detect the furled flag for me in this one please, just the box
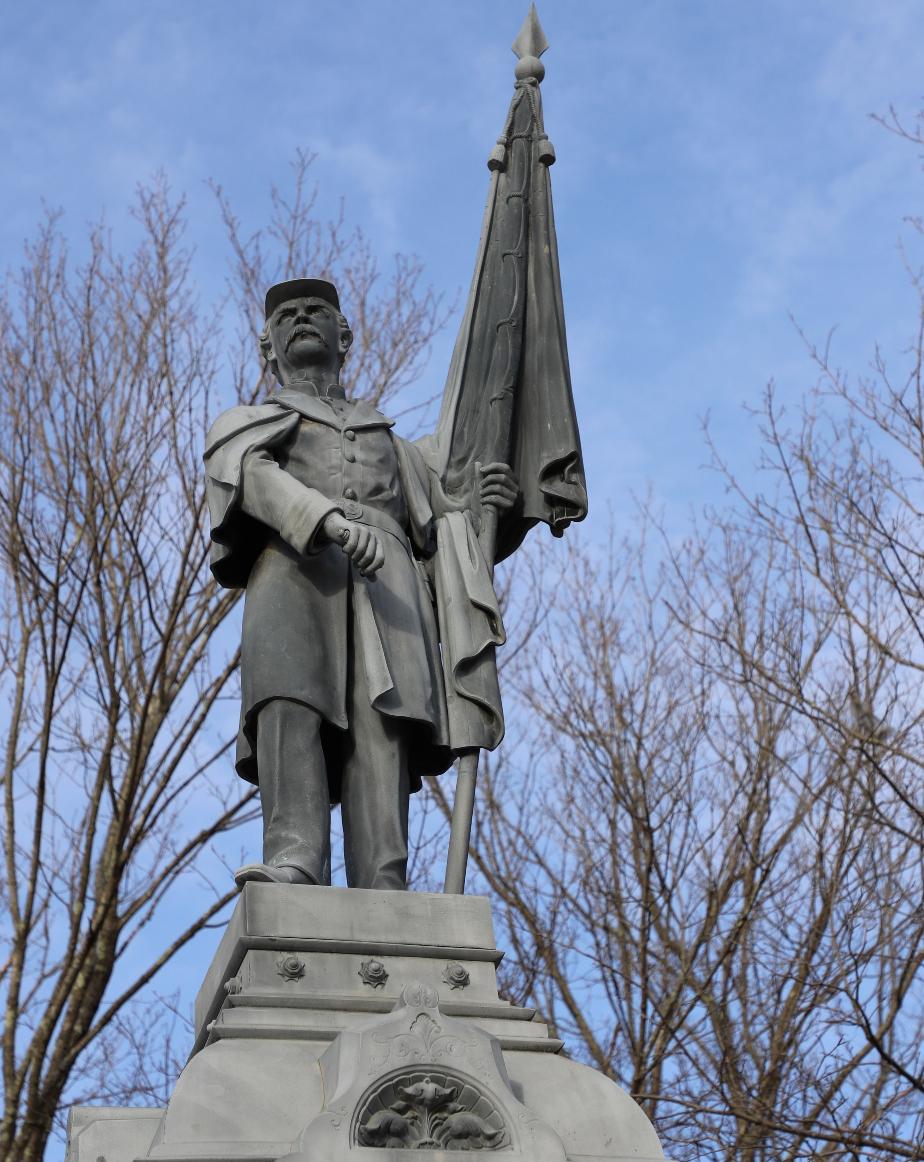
[423,3,588,564]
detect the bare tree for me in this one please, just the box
[0,158,446,1162]
[438,502,922,1160]
[423,112,924,1161]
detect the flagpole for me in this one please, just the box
[443,4,567,894]
[443,752,480,894]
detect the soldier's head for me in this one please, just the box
[260,279,353,385]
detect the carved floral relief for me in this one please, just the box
[354,1068,508,1151]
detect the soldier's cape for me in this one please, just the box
[204,399,505,754]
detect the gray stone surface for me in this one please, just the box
[67,887,668,1162]
[285,980,567,1161]
[65,1107,162,1162]
[193,885,499,1045]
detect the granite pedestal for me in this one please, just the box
[65,886,667,1162]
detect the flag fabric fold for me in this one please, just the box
[422,52,587,565]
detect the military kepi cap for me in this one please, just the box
[264,278,341,320]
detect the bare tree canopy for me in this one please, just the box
[0,155,446,1162]
[424,110,924,1162]
[3,97,924,1162]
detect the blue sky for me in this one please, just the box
[3,0,923,530]
[3,0,924,1146]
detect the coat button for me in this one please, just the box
[343,487,358,501]
[344,429,356,441]
[344,449,356,463]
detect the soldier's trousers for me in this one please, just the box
[255,682,410,891]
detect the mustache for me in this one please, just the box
[286,324,326,349]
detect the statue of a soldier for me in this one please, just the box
[206,16,586,894]
[205,279,518,890]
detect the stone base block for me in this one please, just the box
[66,886,668,1162]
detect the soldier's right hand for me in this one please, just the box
[322,514,385,578]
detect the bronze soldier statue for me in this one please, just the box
[206,13,587,895]
[205,279,517,890]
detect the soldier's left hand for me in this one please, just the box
[479,462,518,512]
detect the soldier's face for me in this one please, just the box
[270,297,341,370]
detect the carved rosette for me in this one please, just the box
[354,1068,508,1151]
[276,954,306,982]
[358,958,389,988]
[442,962,471,990]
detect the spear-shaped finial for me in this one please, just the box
[512,3,548,82]
[486,5,555,171]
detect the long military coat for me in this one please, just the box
[205,386,504,800]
